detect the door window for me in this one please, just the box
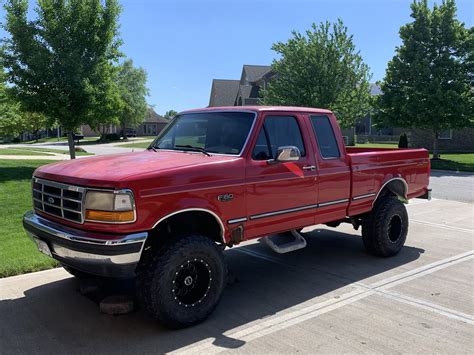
[252,116,305,160]
[310,115,340,159]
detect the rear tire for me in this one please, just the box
[362,197,408,257]
[136,234,227,328]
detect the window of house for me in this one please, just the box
[310,115,340,159]
[439,129,453,140]
[252,116,305,160]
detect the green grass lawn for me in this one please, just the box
[119,140,153,149]
[0,159,58,277]
[0,148,55,156]
[430,153,474,172]
[23,136,98,144]
[0,147,93,156]
[355,143,398,148]
[120,136,204,149]
[24,137,67,144]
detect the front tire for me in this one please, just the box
[136,235,227,328]
[362,197,408,257]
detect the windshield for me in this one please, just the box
[151,111,255,155]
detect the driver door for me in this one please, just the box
[245,113,318,239]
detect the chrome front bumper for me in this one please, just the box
[23,211,147,278]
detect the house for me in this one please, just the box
[135,108,169,136]
[208,64,364,145]
[209,65,271,107]
[408,128,474,153]
[80,107,168,137]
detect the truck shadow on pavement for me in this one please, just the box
[0,228,424,354]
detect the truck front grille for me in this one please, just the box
[32,178,85,223]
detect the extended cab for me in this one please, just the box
[23,106,430,328]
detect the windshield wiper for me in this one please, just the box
[175,145,211,156]
[147,145,158,152]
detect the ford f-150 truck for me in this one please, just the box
[23,106,431,328]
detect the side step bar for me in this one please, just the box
[262,230,307,254]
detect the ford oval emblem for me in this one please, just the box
[48,197,55,204]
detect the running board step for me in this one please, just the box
[262,230,307,254]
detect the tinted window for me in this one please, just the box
[153,112,255,155]
[252,129,271,160]
[252,116,305,160]
[310,115,340,158]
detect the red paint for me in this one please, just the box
[33,106,430,243]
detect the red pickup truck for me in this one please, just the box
[23,106,430,328]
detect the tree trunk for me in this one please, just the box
[67,131,76,159]
[121,123,128,141]
[432,130,440,160]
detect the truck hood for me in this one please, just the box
[34,150,238,187]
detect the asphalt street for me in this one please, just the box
[429,170,474,203]
[0,198,472,354]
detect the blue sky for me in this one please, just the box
[1,0,473,114]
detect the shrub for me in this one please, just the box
[105,133,121,141]
[398,133,408,148]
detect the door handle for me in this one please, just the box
[302,165,316,171]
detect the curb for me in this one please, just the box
[431,169,474,176]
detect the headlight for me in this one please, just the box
[84,190,135,223]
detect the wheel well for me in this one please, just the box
[142,211,224,254]
[374,178,408,206]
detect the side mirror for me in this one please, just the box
[275,146,301,162]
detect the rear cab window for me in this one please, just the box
[310,115,340,159]
[252,116,306,160]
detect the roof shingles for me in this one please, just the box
[209,79,240,106]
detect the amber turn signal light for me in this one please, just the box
[85,209,135,223]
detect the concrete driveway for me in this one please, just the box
[1,198,473,354]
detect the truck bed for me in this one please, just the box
[345,147,430,216]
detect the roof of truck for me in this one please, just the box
[181,106,333,115]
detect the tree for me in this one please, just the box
[21,111,51,142]
[377,0,473,159]
[0,68,21,137]
[86,64,122,141]
[262,19,372,128]
[116,59,148,140]
[2,0,122,158]
[164,110,178,119]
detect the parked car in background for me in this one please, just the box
[121,128,137,138]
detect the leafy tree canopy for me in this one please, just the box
[0,69,50,138]
[164,110,178,119]
[262,19,372,128]
[2,0,122,157]
[0,68,22,137]
[116,59,148,130]
[377,0,473,157]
